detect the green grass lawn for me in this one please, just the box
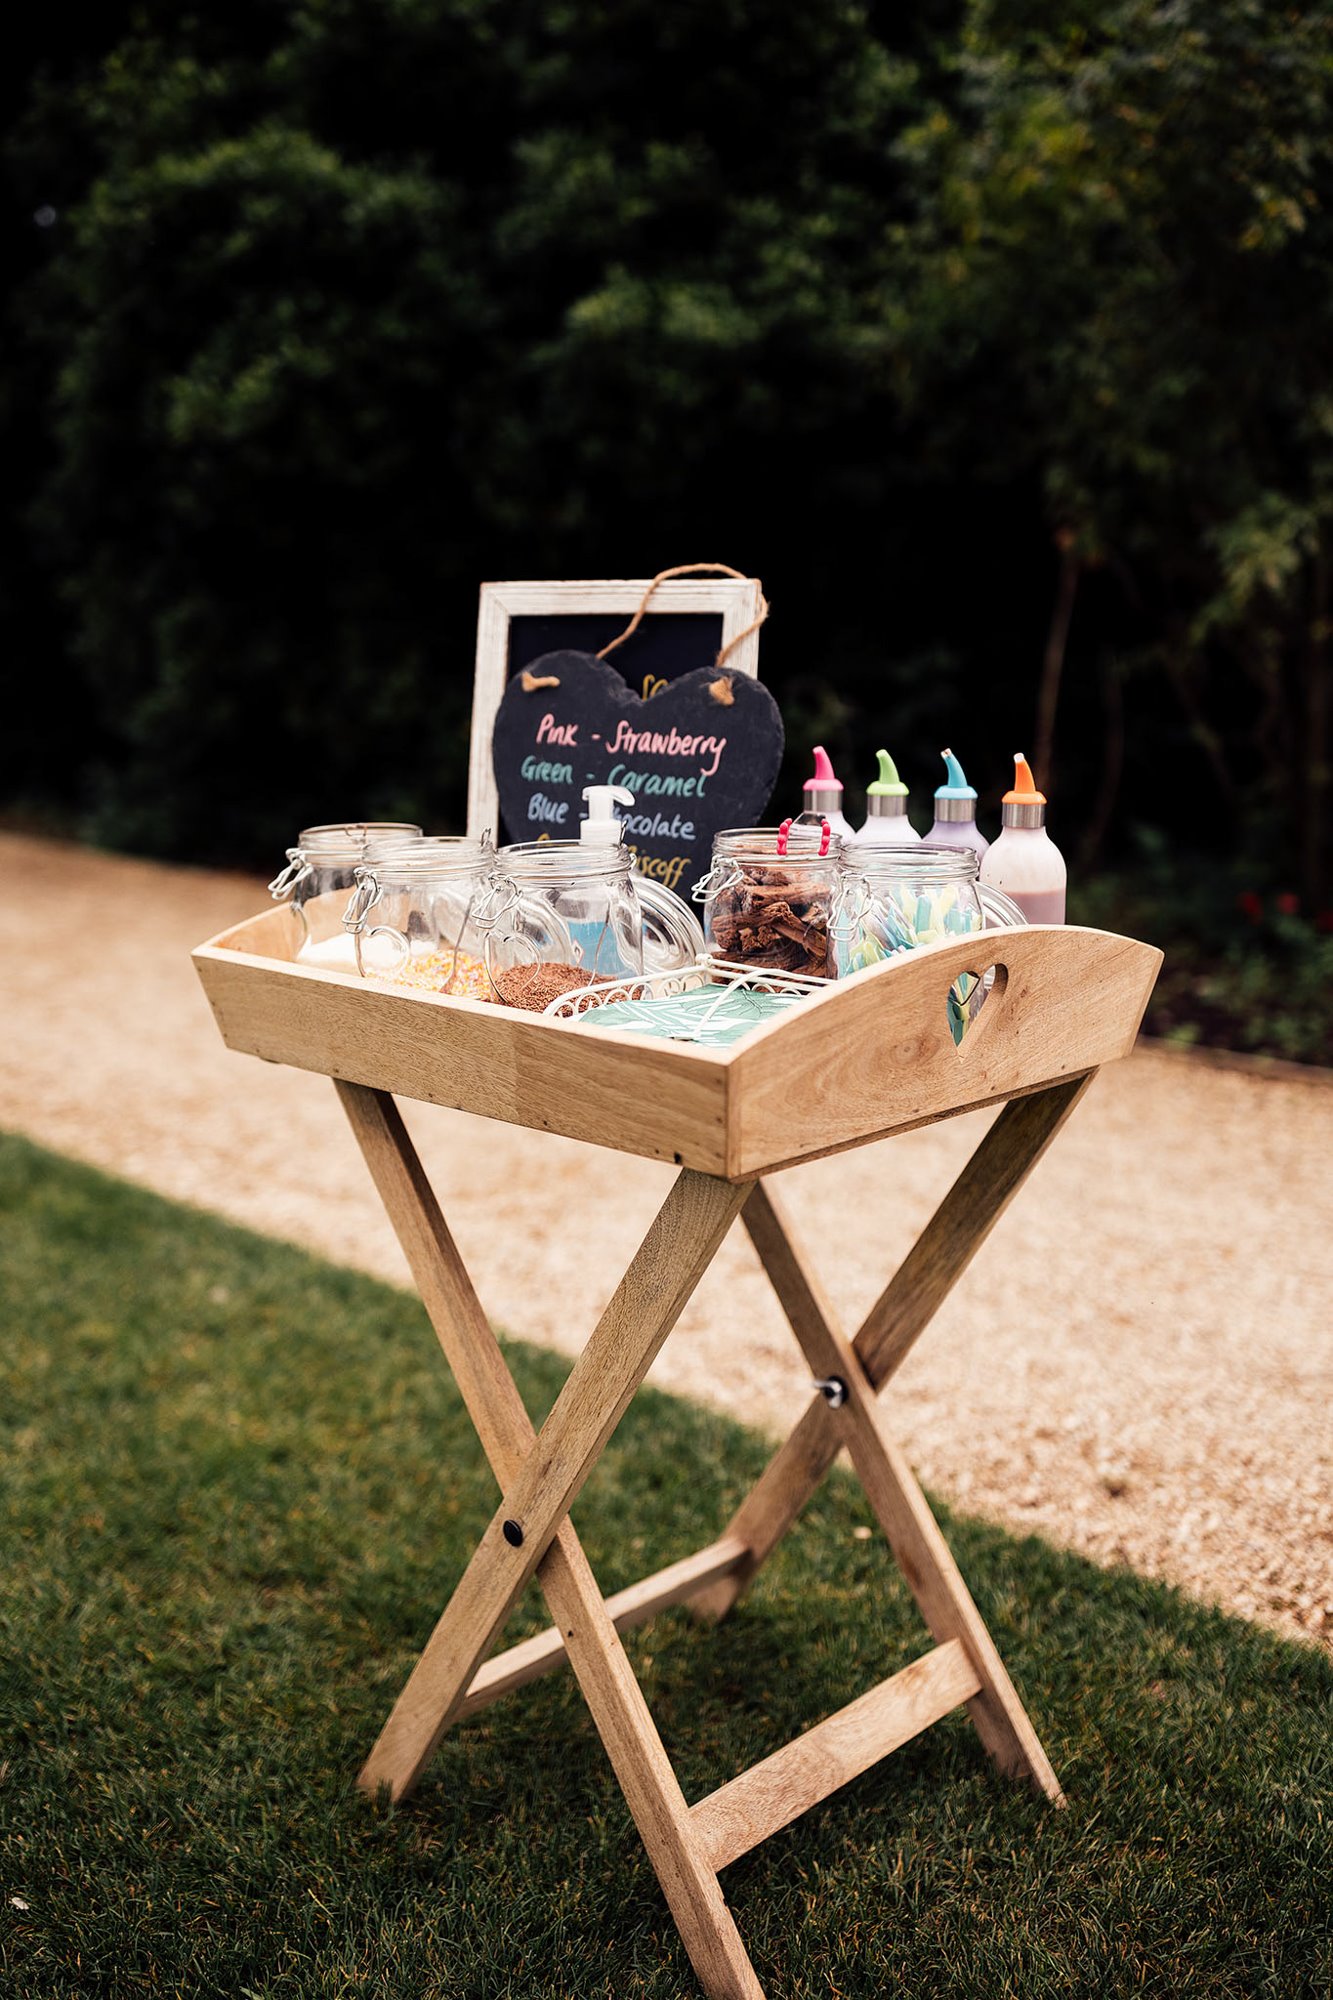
[1,1134,1328,1999]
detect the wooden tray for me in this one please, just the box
[194,906,1161,1180]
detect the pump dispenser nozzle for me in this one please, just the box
[580,783,635,843]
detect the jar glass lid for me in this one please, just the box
[712,826,842,860]
[366,835,493,879]
[300,821,421,848]
[844,844,979,881]
[496,841,630,881]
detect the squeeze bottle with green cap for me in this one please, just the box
[922,748,989,860]
[854,749,921,845]
[802,746,855,843]
[979,754,1066,923]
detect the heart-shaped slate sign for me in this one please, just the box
[946,963,1007,1047]
[492,650,785,900]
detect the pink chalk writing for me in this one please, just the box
[605,718,727,779]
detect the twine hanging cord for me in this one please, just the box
[595,564,769,688]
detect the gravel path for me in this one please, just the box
[2,831,1330,1648]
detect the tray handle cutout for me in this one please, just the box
[946,962,1008,1050]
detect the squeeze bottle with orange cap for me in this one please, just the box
[801,745,855,843]
[979,754,1066,923]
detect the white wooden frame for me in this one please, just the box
[466,578,765,842]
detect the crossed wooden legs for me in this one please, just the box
[337,1083,766,1997]
[336,1073,1094,1999]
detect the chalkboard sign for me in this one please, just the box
[509,612,725,697]
[466,578,773,890]
[491,650,784,898]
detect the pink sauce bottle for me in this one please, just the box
[921,748,989,861]
[802,745,856,844]
[979,753,1066,923]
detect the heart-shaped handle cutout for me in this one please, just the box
[946,964,1007,1048]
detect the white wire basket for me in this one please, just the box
[542,954,828,1042]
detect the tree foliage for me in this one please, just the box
[5,0,1332,903]
[897,0,1333,898]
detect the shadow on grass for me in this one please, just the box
[1,1134,1328,1998]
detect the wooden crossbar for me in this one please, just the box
[457,1535,750,1721]
[691,1640,982,1873]
[734,1177,1067,1803]
[355,1160,750,1800]
[338,1085,768,1996]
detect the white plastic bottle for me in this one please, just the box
[580,782,704,966]
[854,749,921,845]
[979,754,1066,923]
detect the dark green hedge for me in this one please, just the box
[6,1,1331,907]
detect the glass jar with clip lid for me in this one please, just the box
[693,818,841,978]
[340,835,495,996]
[829,844,1027,977]
[828,844,1027,1042]
[480,786,702,1012]
[267,822,422,966]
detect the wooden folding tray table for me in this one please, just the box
[194,907,1160,2000]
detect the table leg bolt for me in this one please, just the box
[502,1519,524,1547]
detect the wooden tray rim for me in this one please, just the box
[193,911,1151,1068]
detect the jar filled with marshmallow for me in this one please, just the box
[268,822,421,965]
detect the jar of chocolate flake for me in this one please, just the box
[478,842,645,1012]
[694,826,842,978]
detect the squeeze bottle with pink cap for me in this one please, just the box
[922,748,989,861]
[802,745,855,843]
[979,754,1066,923]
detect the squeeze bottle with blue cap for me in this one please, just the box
[922,748,989,860]
[855,749,921,845]
[979,754,1066,923]
[802,746,855,843]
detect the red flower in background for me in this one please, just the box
[1275,892,1300,917]
[1236,890,1264,923]
[1317,909,1333,934]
